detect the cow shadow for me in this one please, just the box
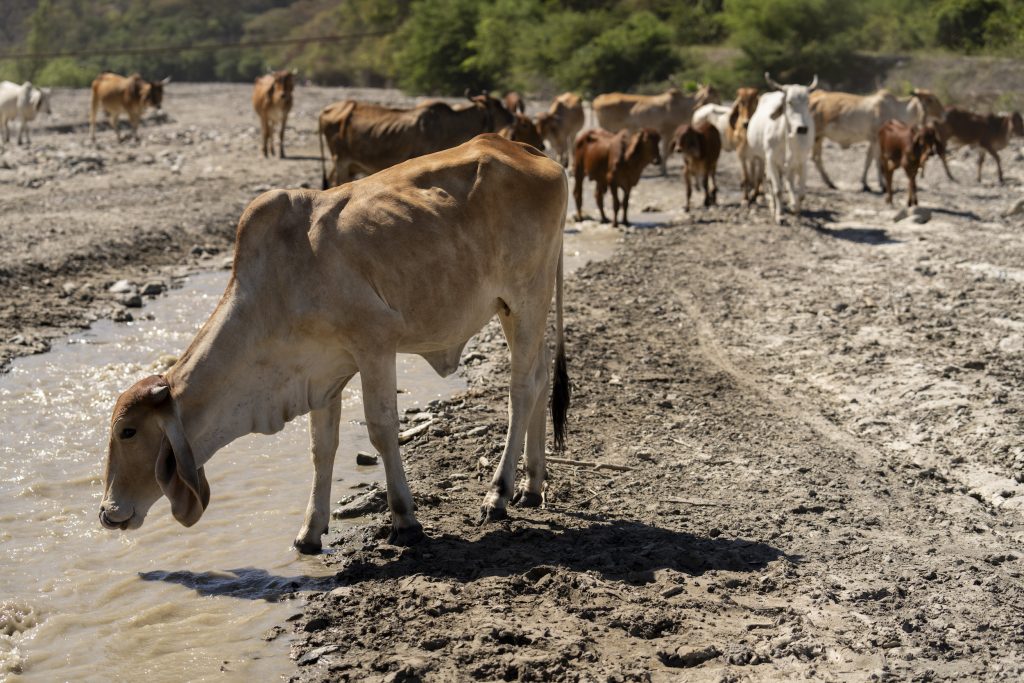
[140,518,790,601]
[812,223,900,245]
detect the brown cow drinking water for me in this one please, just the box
[671,122,722,211]
[252,69,294,158]
[573,128,661,227]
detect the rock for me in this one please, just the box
[61,282,78,296]
[112,309,133,323]
[893,206,931,224]
[296,645,340,666]
[465,425,489,437]
[658,644,721,668]
[302,616,331,632]
[141,280,166,296]
[108,279,134,294]
[1005,198,1024,217]
[999,334,1024,354]
[332,489,387,519]
[120,293,143,308]
[356,451,379,466]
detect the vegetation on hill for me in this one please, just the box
[2,0,1023,96]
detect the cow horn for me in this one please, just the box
[808,74,818,91]
[765,72,783,91]
[159,76,171,85]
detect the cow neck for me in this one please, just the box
[163,279,340,467]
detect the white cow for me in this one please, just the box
[0,81,52,147]
[98,135,570,553]
[747,73,817,224]
[692,103,734,152]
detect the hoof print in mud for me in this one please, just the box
[387,522,425,547]
[512,490,543,508]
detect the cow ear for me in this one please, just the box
[728,102,741,130]
[770,100,784,120]
[155,407,209,527]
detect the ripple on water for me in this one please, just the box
[0,600,40,675]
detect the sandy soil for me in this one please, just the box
[3,84,1024,681]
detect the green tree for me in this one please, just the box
[393,0,486,94]
[723,0,862,84]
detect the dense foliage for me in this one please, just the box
[2,0,1023,94]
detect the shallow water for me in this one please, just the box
[0,224,618,682]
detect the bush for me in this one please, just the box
[556,11,681,95]
[32,57,96,86]
[393,0,486,95]
[935,0,1004,51]
[723,0,862,84]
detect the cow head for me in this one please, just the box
[694,83,721,108]
[1011,111,1024,137]
[99,375,209,532]
[146,77,170,109]
[765,73,816,136]
[914,124,945,165]
[271,69,295,105]
[910,88,944,122]
[670,124,701,158]
[33,87,52,115]
[627,127,662,168]
[466,90,516,132]
[728,87,760,132]
[500,113,545,150]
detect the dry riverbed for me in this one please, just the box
[2,83,1023,681]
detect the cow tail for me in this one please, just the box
[551,219,570,453]
[318,113,328,190]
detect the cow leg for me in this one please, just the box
[702,172,712,207]
[863,142,879,192]
[709,161,719,206]
[906,165,917,206]
[621,186,632,227]
[795,159,807,215]
[513,345,551,508]
[684,170,692,211]
[259,118,270,157]
[482,307,547,522]
[765,153,784,224]
[294,383,349,554]
[595,182,608,223]
[660,135,670,176]
[359,354,423,545]
[129,112,141,142]
[988,147,1004,184]
[573,172,584,221]
[278,111,289,159]
[883,163,895,205]
[108,113,121,142]
[939,152,956,183]
[812,136,837,190]
[610,185,621,226]
[17,120,28,146]
[784,166,798,214]
[977,150,985,183]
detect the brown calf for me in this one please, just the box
[935,107,1024,183]
[878,120,944,207]
[252,70,294,158]
[89,72,169,142]
[728,87,761,200]
[499,113,545,150]
[671,123,721,210]
[573,128,661,227]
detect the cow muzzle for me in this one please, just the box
[796,125,809,135]
[99,505,133,531]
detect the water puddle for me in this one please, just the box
[0,220,619,681]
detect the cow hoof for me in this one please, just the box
[387,522,425,547]
[512,490,543,508]
[478,505,508,524]
[294,539,322,555]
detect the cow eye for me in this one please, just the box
[120,427,137,439]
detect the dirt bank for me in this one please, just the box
[290,149,1024,680]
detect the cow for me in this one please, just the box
[98,134,570,554]
[810,88,945,191]
[499,112,545,150]
[877,120,945,207]
[692,87,761,199]
[318,93,515,188]
[536,92,585,167]
[934,107,1024,183]
[252,69,294,158]
[89,72,169,142]
[747,73,817,224]
[593,84,719,175]
[504,91,525,115]
[0,80,51,147]
[573,127,661,227]
[671,122,721,211]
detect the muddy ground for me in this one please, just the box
[3,84,1024,681]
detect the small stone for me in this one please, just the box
[112,309,133,323]
[355,451,379,466]
[120,293,143,308]
[658,644,721,668]
[108,279,134,294]
[332,489,387,519]
[141,280,166,296]
[466,425,489,437]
